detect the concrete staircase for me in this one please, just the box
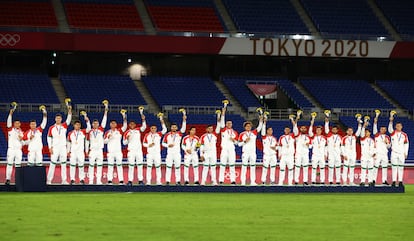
[133,80,161,114]
[292,81,324,110]
[214,80,248,119]
[51,0,70,33]
[366,0,402,41]
[290,0,321,37]
[133,0,156,35]
[50,77,68,104]
[213,0,238,33]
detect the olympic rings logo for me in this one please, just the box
[224,170,239,180]
[0,34,21,46]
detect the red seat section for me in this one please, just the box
[0,1,57,28]
[147,6,224,32]
[64,3,144,30]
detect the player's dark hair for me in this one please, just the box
[170,123,178,127]
[13,119,21,123]
[189,126,196,131]
[129,120,136,124]
[395,122,403,125]
[74,120,81,125]
[55,113,62,117]
[332,125,338,129]
[29,119,36,124]
[226,120,233,123]
[92,119,99,123]
[266,127,273,131]
[347,127,353,130]
[206,124,213,128]
[284,126,290,129]
[243,121,252,127]
[110,119,117,123]
[150,124,157,128]
[316,126,323,129]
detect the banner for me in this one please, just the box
[247,84,277,96]
[1,32,414,58]
[1,165,413,184]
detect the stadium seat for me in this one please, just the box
[63,0,144,31]
[145,0,225,32]
[0,0,57,29]
[376,80,414,110]
[60,74,146,105]
[222,0,309,34]
[301,0,389,38]
[376,0,414,39]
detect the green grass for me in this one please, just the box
[1,186,413,241]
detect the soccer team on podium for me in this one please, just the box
[4,100,409,187]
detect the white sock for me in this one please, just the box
[349,167,355,183]
[250,165,256,184]
[61,163,67,183]
[175,167,181,183]
[303,165,309,183]
[202,165,209,184]
[320,167,325,183]
[229,166,236,182]
[193,166,199,183]
[128,165,134,182]
[241,165,247,185]
[270,167,276,183]
[70,165,76,181]
[311,168,316,182]
[278,169,285,185]
[137,165,143,182]
[382,167,388,183]
[219,165,226,183]
[88,165,95,184]
[288,168,294,185]
[294,166,300,183]
[342,166,349,183]
[107,165,114,181]
[116,165,124,182]
[146,165,152,184]
[166,167,172,182]
[261,166,268,183]
[5,164,13,180]
[210,165,217,184]
[398,166,404,182]
[184,166,189,182]
[96,166,102,184]
[155,166,161,184]
[335,167,341,183]
[47,163,56,182]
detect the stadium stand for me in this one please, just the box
[0,74,59,104]
[63,0,144,31]
[276,79,314,109]
[60,74,146,105]
[376,0,414,39]
[141,76,225,107]
[301,0,388,37]
[300,78,394,109]
[376,80,414,110]
[0,0,57,29]
[222,0,309,34]
[145,0,225,32]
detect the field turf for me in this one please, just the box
[0,186,413,241]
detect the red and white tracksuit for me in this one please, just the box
[199,129,220,185]
[278,133,295,185]
[310,135,328,183]
[143,125,166,185]
[238,125,262,185]
[219,127,238,183]
[261,124,277,184]
[293,124,312,184]
[47,114,72,184]
[87,126,105,184]
[6,114,24,181]
[67,127,90,182]
[182,135,200,183]
[360,136,376,183]
[123,122,146,183]
[23,116,47,167]
[325,124,342,183]
[162,121,186,183]
[104,124,127,183]
[388,122,409,183]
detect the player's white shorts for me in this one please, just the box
[312,156,326,168]
[220,149,236,166]
[295,154,309,167]
[375,154,389,168]
[70,151,85,167]
[343,154,356,168]
[6,148,22,166]
[360,158,374,169]
[146,153,161,167]
[50,147,67,164]
[202,152,217,166]
[184,153,199,167]
[279,155,294,170]
[88,149,103,166]
[263,154,277,168]
[28,149,43,165]
[328,154,341,168]
[107,151,123,165]
[127,150,143,166]
[241,152,256,166]
[166,152,181,168]
[391,152,405,167]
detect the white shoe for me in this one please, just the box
[241,182,246,186]
[250,182,257,186]
[156,182,162,185]
[201,182,206,186]
[46,180,52,185]
[212,182,218,186]
[61,180,69,185]
[96,182,102,185]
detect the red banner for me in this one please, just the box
[1,165,413,184]
[247,84,277,96]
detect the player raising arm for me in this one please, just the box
[372,114,391,185]
[388,115,409,187]
[23,106,47,167]
[325,117,343,185]
[261,118,278,185]
[340,116,362,186]
[143,117,167,185]
[292,113,312,185]
[5,106,24,185]
[182,127,200,185]
[218,107,238,185]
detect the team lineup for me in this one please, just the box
[4,100,409,187]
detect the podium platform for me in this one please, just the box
[15,166,47,192]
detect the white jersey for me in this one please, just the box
[389,131,409,156]
[104,128,124,153]
[87,127,105,151]
[310,135,328,158]
[162,131,184,154]
[238,130,258,153]
[182,135,200,156]
[293,124,311,157]
[326,133,342,157]
[200,133,218,155]
[123,124,146,152]
[143,131,164,155]
[341,135,358,158]
[7,127,24,150]
[278,134,295,156]
[47,123,69,149]
[67,129,88,153]
[360,136,376,159]
[220,127,238,150]
[262,135,277,156]
[23,127,44,151]
[374,133,390,156]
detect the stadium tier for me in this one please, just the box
[0,74,59,104]
[221,77,263,110]
[145,0,225,32]
[301,0,388,37]
[300,78,394,109]
[275,79,314,109]
[63,0,144,31]
[376,0,414,39]
[0,0,57,29]
[376,80,414,110]
[222,0,308,34]
[60,74,146,105]
[141,76,225,106]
